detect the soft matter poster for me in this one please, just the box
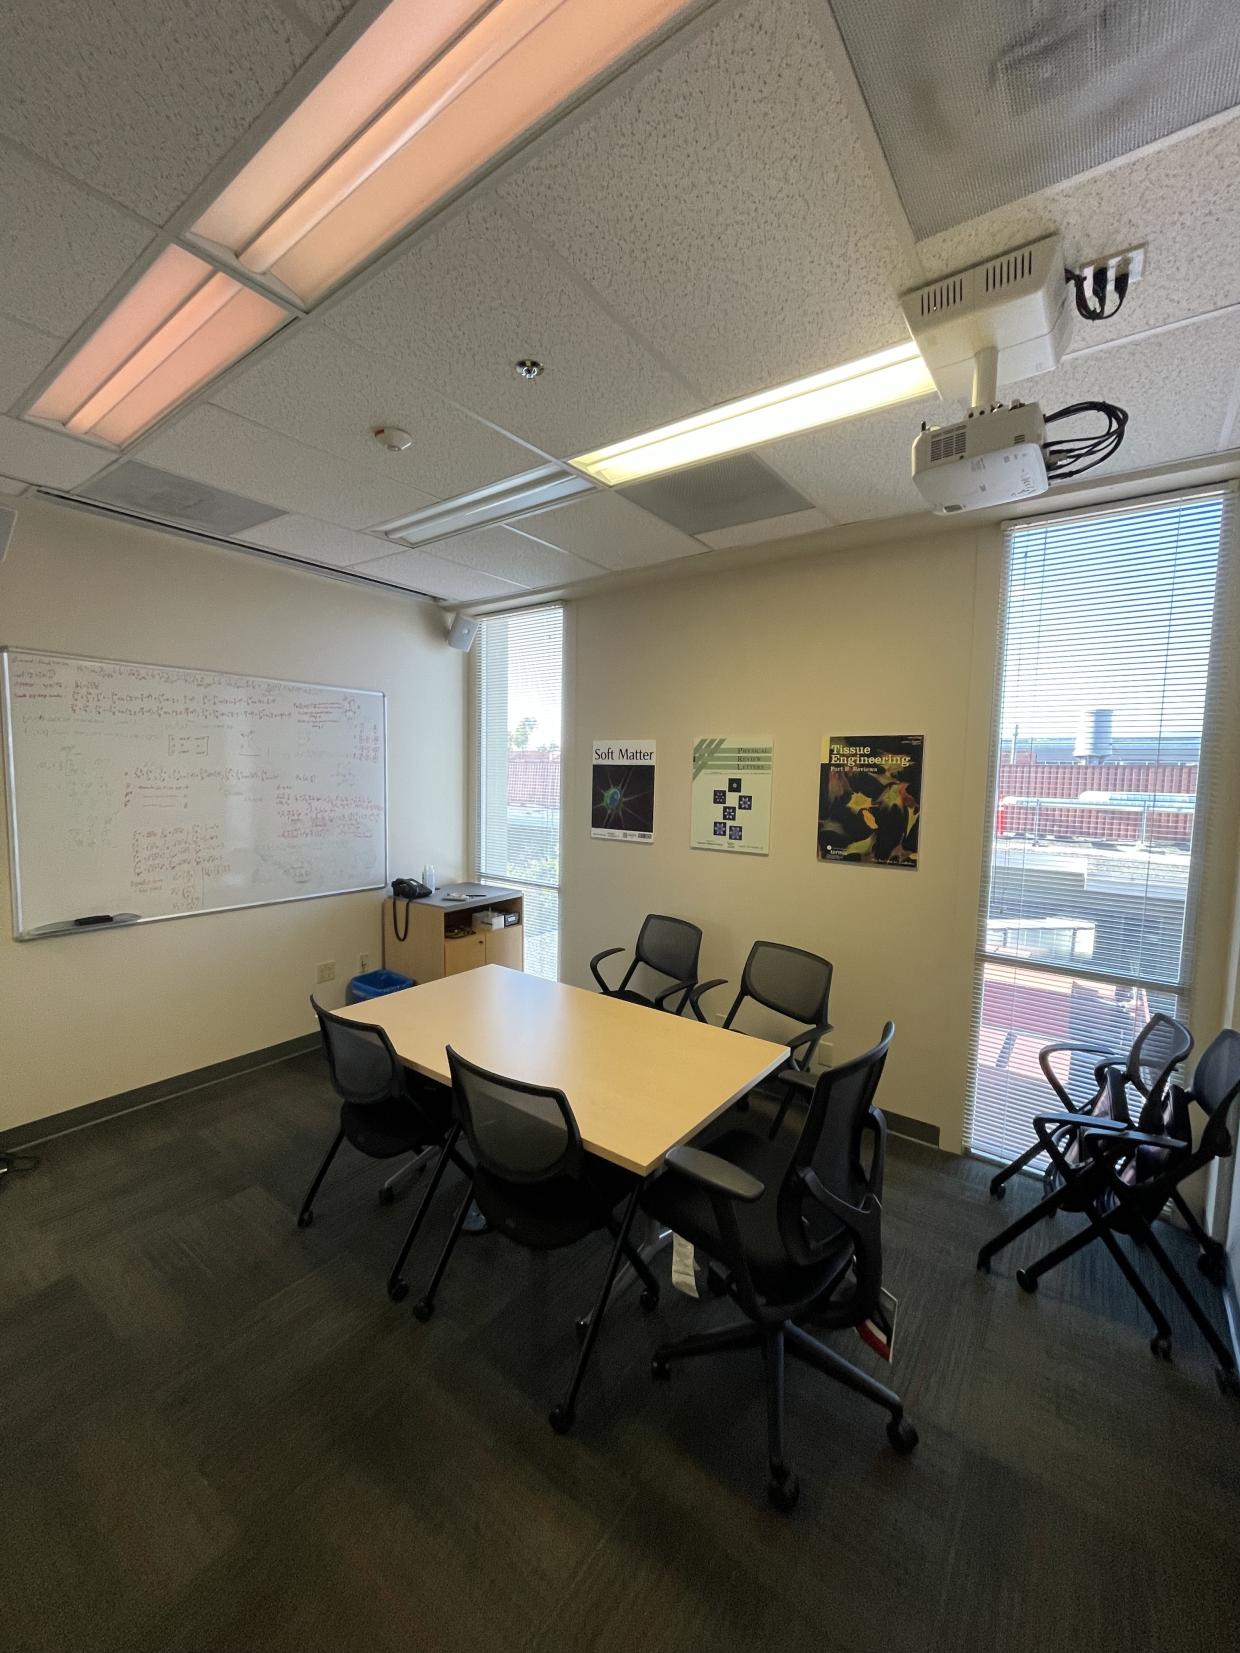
[690,737,773,855]
[816,735,923,868]
[591,738,656,841]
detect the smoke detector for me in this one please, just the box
[372,426,413,452]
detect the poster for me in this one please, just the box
[690,736,773,855]
[817,735,923,869]
[591,738,656,841]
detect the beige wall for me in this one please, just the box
[559,526,1003,1153]
[0,497,466,1132]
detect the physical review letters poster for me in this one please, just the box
[817,735,923,869]
[591,738,656,841]
[690,736,773,855]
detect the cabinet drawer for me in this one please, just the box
[444,933,486,975]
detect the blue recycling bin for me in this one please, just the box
[346,968,413,1004]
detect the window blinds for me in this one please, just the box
[472,606,564,980]
[966,486,1234,1161]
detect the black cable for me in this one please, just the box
[1042,399,1129,481]
[1066,264,1130,322]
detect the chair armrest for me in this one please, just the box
[862,1106,887,1196]
[1038,1042,1117,1112]
[1082,1127,1188,1155]
[664,1144,764,1203]
[688,978,728,1022]
[777,1067,817,1097]
[785,1022,833,1068]
[589,947,625,992]
[652,975,698,1010]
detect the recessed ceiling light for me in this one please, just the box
[571,342,936,485]
[514,359,543,380]
[25,247,289,447]
[381,464,593,547]
[189,0,698,304]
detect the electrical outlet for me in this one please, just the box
[1077,243,1145,293]
[810,1040,834,1072]
[315,961,336,984]
[358,953,374,973]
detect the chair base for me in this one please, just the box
[651,1314,916,1508]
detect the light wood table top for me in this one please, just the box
[334,965,789,1176]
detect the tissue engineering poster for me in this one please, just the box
[690,737,773,855]
[817,735,923,868]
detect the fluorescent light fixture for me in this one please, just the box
[572,343,937,485]
[27,247,287,447]
[191,0,695,303]
[382,465,593,547]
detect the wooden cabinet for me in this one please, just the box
[382,886,524,983]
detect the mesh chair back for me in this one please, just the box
[313,997,400,1106]
[736,942,832,1053]
[634,914,702,985]
[447,1047,582,1184]
[1188,1029,1240,1157]
[782,1024,894,1265]
[1126,1013,1193,1104]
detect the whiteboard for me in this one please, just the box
[2,649,387,938]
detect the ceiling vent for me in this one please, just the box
[74,462,283,536]
[615,453,828,548]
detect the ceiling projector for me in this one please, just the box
[901,233,1133,514]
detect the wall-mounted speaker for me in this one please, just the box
[446,612,480,652]
[0,505,15,564]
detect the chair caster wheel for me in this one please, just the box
[1150,1335,1172,1362]
[378,1185,396,1207]
[1015,1268,1038,1294]
[887,1416,919,1454]
[388,1279,409,1303]
[767,1473,800,1512]
[651,1355,671,1381]
[1197,1252,1226,1286]
[990,1182,1005,1201]
[548,1403,575,1435]
[574,1316,590,1345]
[639,1287,659,1313]
[297,1211,313,1229]
[411,1299,434,1323]
[1215,1366,1240,1398]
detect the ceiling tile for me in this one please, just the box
[211,325,538,500]
[0,415,110,488]
[0,144,153,337]
[916,112,1240,353]
[0,2,320,223]
[829,0,1240,238]
[0,476,31,495]
[240,513,392,568]
[323,198,698,457]
[764,395,939,523]
[0,314,62,410]
[497,0,913,404]
[514,490,706,570]
[287,0,354,27]
[413,526,606,588]
[136,404,440,530]
[352,546,529,603]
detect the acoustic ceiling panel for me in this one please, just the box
[350,545,529,602]
[513,490,705,570]
[240,514,395,569]
[0,415,110,490]
[77,460,283,535]
[829,0,1240,237]
[0,314,61,410]
[615,451,817,536]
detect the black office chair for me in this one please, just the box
[988,1011,1192,1199]
[590,913,702,1014]
[299,997,468,1303]
[978,1029,1240,1395]
[691,941,833,1136]
[642,1023,916,1511]
[410,1047,660,1432]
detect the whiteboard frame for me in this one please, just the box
[1,646,389,940]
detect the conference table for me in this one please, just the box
[335,964,790,1177]
[335,965,790,1429]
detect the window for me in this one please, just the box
[472,607,563,980]
[966,488,1234,1162]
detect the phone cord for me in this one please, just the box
[392,899,410,944]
